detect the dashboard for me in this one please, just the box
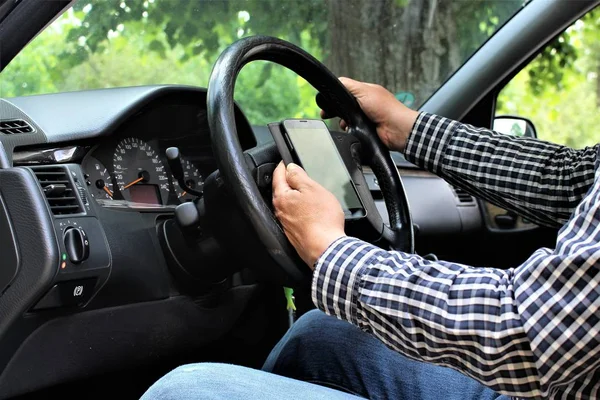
[8,89,256,210]
[0,86,264,398]
[0,85,538,243]
[1,84,531,237]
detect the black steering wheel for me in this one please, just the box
[207,36,413,283]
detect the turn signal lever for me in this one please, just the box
[159,153,232,292]
[175,198,206,238]
[166,147,203,197]
[159,195,228,291]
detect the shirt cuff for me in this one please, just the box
[404,112,459,174]
[311,236,384,327]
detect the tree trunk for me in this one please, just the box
[326,0,461,107]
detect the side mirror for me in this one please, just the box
[493,115,537,138]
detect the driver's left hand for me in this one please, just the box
[272,161,346,268]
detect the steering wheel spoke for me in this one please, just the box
[243,143,279,200]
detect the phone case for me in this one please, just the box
[268,120,366,220]
[267,122,297,166]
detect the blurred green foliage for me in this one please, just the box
[1,1,599,151]
[510,122,524,137]
[0,1,325,124]
[0,0,525,125]
[497,9,600,149]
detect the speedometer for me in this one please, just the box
[112,138,170,204]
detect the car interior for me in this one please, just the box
[0,0,598,398]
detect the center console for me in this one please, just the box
[28,165,112,310]
[0,164,112,375]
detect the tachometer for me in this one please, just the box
[113,138,170,204]
[83,156,114,200]
[174,157,203,202]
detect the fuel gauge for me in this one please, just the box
[83,156,114,200]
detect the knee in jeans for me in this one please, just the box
[142,363,243,400]
[153,364,224,388]
[159,363,218,385]
[170,362,247,380]
[171,362,213,375]
[286,310,334,344]
[294,309,334,328]
[276,310,357,360]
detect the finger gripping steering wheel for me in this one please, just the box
[207,36,413,283]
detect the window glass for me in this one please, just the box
[2,0,525,125]
[497,8,600,148]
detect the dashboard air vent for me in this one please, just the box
[33,167,82,215]
[0,120,34,135]
[452,186,475,204]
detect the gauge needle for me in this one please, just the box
[103,186,114,198]
[123,176,144,190]
[179,191,187,198]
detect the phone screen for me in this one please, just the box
[283,120,364,216]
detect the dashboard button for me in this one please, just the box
[32,278,97,310]
[64,227,89,264]
[59,279,96,306]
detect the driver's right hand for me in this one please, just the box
[322,77,420,153]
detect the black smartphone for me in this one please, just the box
[274,119,366,220]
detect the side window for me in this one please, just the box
[495,8,600,148]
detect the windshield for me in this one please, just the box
[1,0,525,125]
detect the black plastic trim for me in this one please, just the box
[0,194,18,295]
[0,140,8,168]
[0,0,71,71]
[4,86,255,169]
[0,288,260,398]
[0,167,59,367]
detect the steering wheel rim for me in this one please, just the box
[207,35,413,282]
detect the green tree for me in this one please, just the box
[497,8,600,149]
[5,0,585,131]
[2,0,528,118]
[326,0,522,104]
[61,0,526,106]
[510,122,524,136]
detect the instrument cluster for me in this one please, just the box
[18,93,257,211]
[81,136,209,209]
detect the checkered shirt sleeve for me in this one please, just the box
[312,113,600,398]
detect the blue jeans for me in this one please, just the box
[142,310,509,400]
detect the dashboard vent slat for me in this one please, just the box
[37,180,70,185]
[451,186,475,205]
[33,167,82,216]
[0,120,34,135]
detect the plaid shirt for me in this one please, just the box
[312,112,600,399]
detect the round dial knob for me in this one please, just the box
[64,227,89,264]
